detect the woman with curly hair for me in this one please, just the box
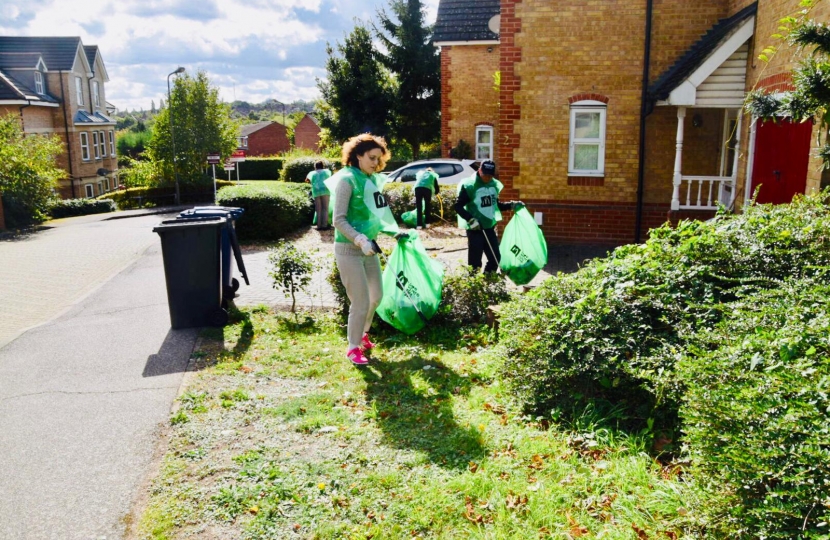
[332,133,403,365]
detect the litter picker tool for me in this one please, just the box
[480,227,501,274]
[371,239,429,324]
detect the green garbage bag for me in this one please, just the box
[377,233,444,335]
[401,201,425,228]
[499,205,548,286]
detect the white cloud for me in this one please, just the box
[3,0,442,112]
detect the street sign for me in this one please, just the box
[207,153,221,164]
[224,159,235,171]
[229,150,246,163]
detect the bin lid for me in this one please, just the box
[153,216,227,233]
[180,206,244,219]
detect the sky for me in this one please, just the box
[0,0,440,113]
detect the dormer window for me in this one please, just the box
[34,71,44,95]
[93,81,100,108]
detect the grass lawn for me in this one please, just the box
[135,307,697,539]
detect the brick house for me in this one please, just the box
[293,113,321,151]
[0,36,118,201]
[434,0,829,245]
[238,121,290,156]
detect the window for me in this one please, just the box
[238,136,248,148]
[109,130,115,156]
[475,125,494,160]
[92,131,99,159]
[431,163,459,177]
[75,76,84,106]
[569,101,606,175]
[92,81,100,107]
[104,178,110,192]
[80,132,90,161]
[84,184,94,198]
[98,131,106,158]
[34,71,43,94]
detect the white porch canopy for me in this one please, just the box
[656,15,755,210]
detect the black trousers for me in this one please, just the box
[467,228,500,273]
[414,187,433,227]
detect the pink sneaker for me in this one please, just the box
[361,333,375,352]
[347,347,369,365]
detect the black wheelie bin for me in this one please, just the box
[153,216,229,329]
[178,206,249,303]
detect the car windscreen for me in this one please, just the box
[399,165,428,182]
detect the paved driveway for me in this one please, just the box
[0,212,199,540]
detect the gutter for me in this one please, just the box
[634,0,654,243]
[59,73,77,198]
[18,101,31,129]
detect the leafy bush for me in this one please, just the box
[216,157,284,181]
[435,266,512,325]
[497,192,830,428]
[116,130,151,161]
[50,198,116,218]
[280,157,338,183]
[680,278,830,539]
[216,181,313,241]
[383,182,458,225]
[119,157,164,188]
[268,240,315,313]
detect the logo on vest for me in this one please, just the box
[373,192,388,209]
[480,195,494,208]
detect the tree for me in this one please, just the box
[148,70,238,185]
[315,24,395,143]
[268,241,315,315]
[375,0,441,160]
[151,100,156,114]
[746,0,830,168]
[0,114,65,226]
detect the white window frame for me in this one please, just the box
[84,184,94,198]
[92,131,100,159]
[92,80,100,107]
[75,76,84,106]
[568,100,607,176]
[104,178,110,191]
[475,125,494,160]
[80,132,90,161]
[98,130,106,158]
[34,71,44,94]
[109,130,115,156]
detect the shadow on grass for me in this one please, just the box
[191,306,255,370]
[359,355,486,470]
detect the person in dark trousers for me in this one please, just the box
[306,161,332,230]
[454,160,521,273]
[414,167,440,229]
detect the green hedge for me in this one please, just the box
[498,192,830,425]
[679,278,830,538]
[280,157,338,183]
[103,181,235,209]
[383,182,459,225]
[215,158,284,181]
[216,181,313,241]
[50,198,116,218]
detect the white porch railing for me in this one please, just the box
[678,175,734,209]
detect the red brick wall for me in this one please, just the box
[441,44,500,160]
[294,116,321,151]
[247,123,289,156]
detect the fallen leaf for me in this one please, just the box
[529,454,546,470]
[632,523,649,539]
[468,461,479,473]
[239,365,253,373]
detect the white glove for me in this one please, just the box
[467,218,481,231]
[354,234,377,256]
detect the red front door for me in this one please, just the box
[750,118,813,204]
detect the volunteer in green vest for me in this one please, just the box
[332,133,406,365]
[454,160,522,273]
[306,160,333,230]
[414,167,440,229]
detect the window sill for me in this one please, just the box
[567,175,605,187]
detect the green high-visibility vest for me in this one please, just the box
[334,167,398,243]
[458,174,503,230]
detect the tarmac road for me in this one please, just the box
[0,212,199,539]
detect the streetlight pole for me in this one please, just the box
[167,67,185,205]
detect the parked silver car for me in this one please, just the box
[384,159,479,185]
